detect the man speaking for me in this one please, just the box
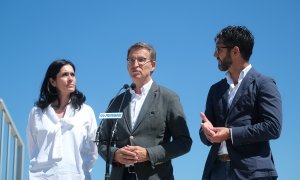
[97,42,192,180]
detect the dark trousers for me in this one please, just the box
[210,160,277,180]
[123,167,138,180]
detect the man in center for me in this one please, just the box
[98,42,192,180]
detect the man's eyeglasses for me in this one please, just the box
[127,57,151,65]
[215,46,233,53]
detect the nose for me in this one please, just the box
[131,59,140,67]
[68,74,74,81]
[213,50,218,58]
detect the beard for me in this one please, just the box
[218,54,232,71]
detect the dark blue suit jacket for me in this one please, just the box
[199,68,282,180]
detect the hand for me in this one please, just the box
[209,127,231,143]
[200,112,231,143]
[200,112,216,141]
[114,146,138,165]
[124,145,150,163]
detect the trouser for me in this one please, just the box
[123,166,138,180]
[210,159,277,180]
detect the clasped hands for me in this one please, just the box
[200,112,231,143]
[114,145,149,165]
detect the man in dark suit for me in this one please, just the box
[98,42,192,180]
[199,26,282,180]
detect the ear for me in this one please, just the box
[232,46,240,56]
[150,60,156,71]
[49,78,56,87]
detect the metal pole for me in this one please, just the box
[0,110,5,179]
[5,124,11,180]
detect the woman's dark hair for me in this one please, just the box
[35,59,86,110]
[215,25,254,61]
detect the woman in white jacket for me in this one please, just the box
[26,59,98,180]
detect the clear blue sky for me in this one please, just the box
[1,0,299,179]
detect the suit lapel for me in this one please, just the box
[122,91,134,132]
[227,68,256,115]
[214,80,230,127]
[132,82,158,132]
[221,81,230,114]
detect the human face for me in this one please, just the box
[214,44,233,71]
[49,64,76,97]
[127,48,156,85]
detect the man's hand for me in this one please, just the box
[200,112,216,142]
[124,145,150,163]
[210,127,231,143]
[114,146,138,165]
[200,112,231,143]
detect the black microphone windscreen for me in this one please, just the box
[123,84,130,89]
[130,83,136,89]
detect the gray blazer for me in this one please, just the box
[98,82,192,180]
[199,68,282,180]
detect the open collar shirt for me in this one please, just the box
[129,79,153,129]
[218,64,252,155]
[26,103,98,180]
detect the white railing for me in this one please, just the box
[0,98,24,180]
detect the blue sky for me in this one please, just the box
[1,0,299,179]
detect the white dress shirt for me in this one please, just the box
[218,64,252,155]
[129,79,153,129]
[26,103,98,180]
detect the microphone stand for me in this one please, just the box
[94,120,110,180]
[106,118,119,178]
[95,120,111,180]
[103,86,130,180]
[105,127,112,180]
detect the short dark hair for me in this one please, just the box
[215,25,254,61]
[127,42,156,61]
[35,59,86,110]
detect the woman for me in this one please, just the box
[26,59,98,180]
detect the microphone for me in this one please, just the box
[111,82,135,142]
[105,84,129,112]
[95,84,129,144]
[112,83,133,136]
[96,83,133,180]
[98,83,135,118]
[95,83,136,143]
[117,83,135,112]
[130,82,136,90]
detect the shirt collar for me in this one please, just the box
[47,103,76,123]
[225,64,252,85]
[130,79,153,97]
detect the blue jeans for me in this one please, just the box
[210,160,276,180]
